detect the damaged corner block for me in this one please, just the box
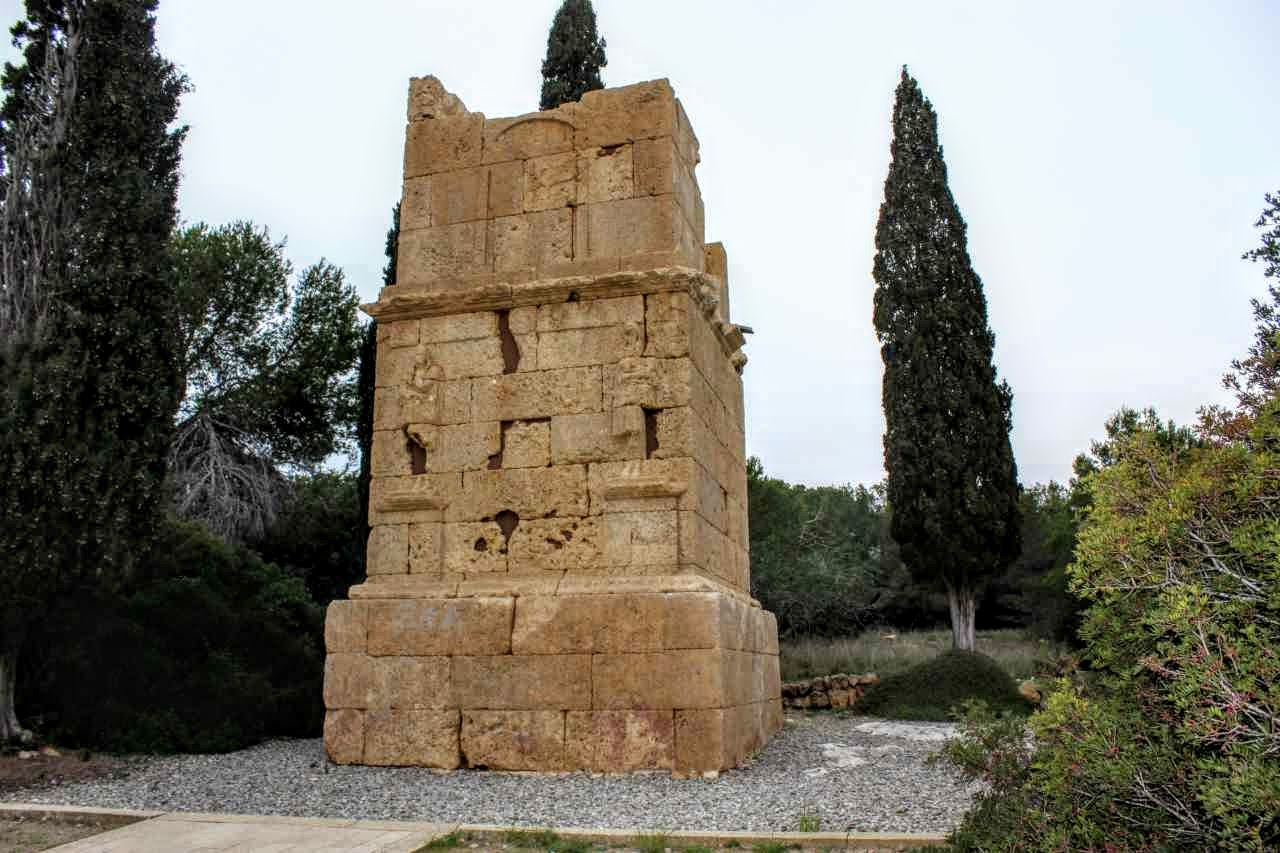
[325,75,776,775]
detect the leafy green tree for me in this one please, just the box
[253,472,363,607]
[539,0,607,110]
[871,68,1020,651]
[168,221,362,542]
[1223,191,1280,415]
[0,0,186,741]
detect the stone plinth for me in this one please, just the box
[323,76,780,774]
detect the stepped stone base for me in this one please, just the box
[323,575,780,775]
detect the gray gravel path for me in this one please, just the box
[5,714,980,834]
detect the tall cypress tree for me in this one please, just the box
[0,0,186,739]
[539,0,607,110]
[871,68,1020,651]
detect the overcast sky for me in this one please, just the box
[3,1,1277,488]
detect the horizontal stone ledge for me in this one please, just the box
[348,572,757,602]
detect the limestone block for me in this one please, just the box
[399,380,472,427]
[539,295,644,332]
[407,76,468,122]
[354,576,459,598]
[719,650,754,707]
[765,698,784,735]
[364,709,461,768]
[507,516,603,573]
[368,473,461,526]
[726,498,748,550]
[523,152,576,212]
[605,511,679,568]
[603,356,697,411]
[575,80,676,149]
[452,654,591,710]
[592,649,724,709]
[473,366,602,422]
[451,464,589,521]
[508,306,537,334]
[417,338,504,380]
[378,319,421,349]
[661,593,721,650]
[371,429,412,478]
[703,242,730,323]
[442,521,509,573]
[375,345,418,388]
[373,387,403,429]
[366,597,513,656]
[757,610,780,655]
[540,257,622,280]
[501,420,551,468]
[397,221,488,286]
[633,138,674,198]
[419,311,498,344]
[674,98,700,167]
[511,594,665,654]
[462,711,567,770]
[324,710,364,764]
[407,421,501,473]
[671,151,701,240]
[325,601,368,653]
[674,708,726,774]
[643,291,691,358]
[324,653,376,709]
[490,209,573,274]
[400,176,432,233]
[550,409,644,465]
[577,144,634,204]
[405,113,484,178]
[587,457,719,519]
[678,511,734,583]
[566,710,674,771]
[489,160,524,219]
[483,107,576,164]
[430,165,488,226]
[456,575,560,598]
[537,323,644,371]
[408,523,443,574]
[574,195,680,262]
[756,653,782,701]
[367,524,409,575]
[374,656,452,709]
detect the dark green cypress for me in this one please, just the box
[539,0,607,110]
[871,68,1020,651]
[0,0,187,737]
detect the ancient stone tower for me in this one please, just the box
[322,76,781,774]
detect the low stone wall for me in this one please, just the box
[781,673,879,710]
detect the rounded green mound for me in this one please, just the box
[856,649,1027,721]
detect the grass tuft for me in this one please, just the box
[855,649,1029,720]
[418,832,463,851]
[633,833,671,853]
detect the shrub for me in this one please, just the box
[855,650,1026,721]
[22,519,324,752]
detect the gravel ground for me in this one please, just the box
[5,714,980,834]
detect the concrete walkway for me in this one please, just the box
[44,812,455,852]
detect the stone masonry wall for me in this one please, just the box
[322,76,780,775]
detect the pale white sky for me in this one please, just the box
[3,1,1277,488]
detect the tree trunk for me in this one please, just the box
[946,583,977,651]
[0,648,30,743]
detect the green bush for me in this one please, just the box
[22,519,324,752]
[855,650,1027,721]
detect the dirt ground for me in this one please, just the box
[0,749,131,798]
[0,815,107,853]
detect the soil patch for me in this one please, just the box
[0,750,132,797]
[0,814,107,853]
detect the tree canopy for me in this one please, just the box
[539,0,606,110]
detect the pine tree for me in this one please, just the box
[0,0,186,740]
[539,0,607,110]
[871,68,1020,651]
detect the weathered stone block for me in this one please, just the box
[678,510,734,584]
[674,98,700,167]
[324,653,376,709]
[490,209,572,274]
[366,598,513,656]
[368,474,461,526]
[367,524,409,575]
[408,421,501,473]
[374,656,452,709]
[574,195,680,262]
[462,711,567,770]
[408,522,443,574]
[538,323,644,371]
[643,291,691,358]
[378,319,421,349]
[574,80,676,149]
[419,311,497,344]
[397,221,488,286]
[324,710,364,764]
[592,650,723,709]
[539,295,644,332]
[405,113,484,178]
[674,708,726,774]
[633,138,674,198]
[661,593,720,650]
[364,709,461,768]
[483,107,576,164]
[450,464,588,522]
[550,410,645,465]
[577,144,634,204]
[452,655,592,709]
[473,367,602,423]
[325,600,368,653]
[442,521,509,573]
[605,511,679,568]
[502,420,551,468]
[703,242,730,322]
[566,710,674,771]
[602,356,697,411]
[372,429,412,478]
[523,152,576,212]
[416,338,504,380]
[407,76,468,122]
[399,380,473,427]
[507,516,603,573]
[511,594,665,654]
[455,575,559,598]
[489,160,524,219]
[400,177,432,233]
[430,165,488,226]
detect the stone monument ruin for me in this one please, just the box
[322,76,781,774]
